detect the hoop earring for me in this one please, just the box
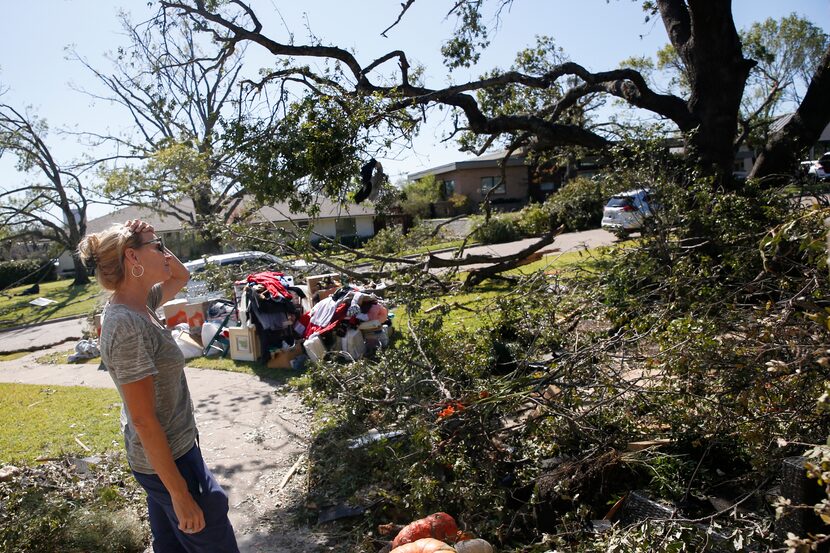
[131,264,145,278]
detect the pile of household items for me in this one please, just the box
[161,272,393,368]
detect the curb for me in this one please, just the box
[0,314,86,334]
[0,337,83,356]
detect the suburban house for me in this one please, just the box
[407,150,532,214]
[411,118,830,212]
[66,197,375,269]
[406,149,608,214]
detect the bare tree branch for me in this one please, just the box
[381,0,417,38]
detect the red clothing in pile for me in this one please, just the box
[246,272,292,299]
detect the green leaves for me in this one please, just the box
[232,94,368,208]
[440,2,490,70]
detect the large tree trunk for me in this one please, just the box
[71,252,90,286]
[749,46,830,184]
[193,187,223,255]
[658,0,755,186]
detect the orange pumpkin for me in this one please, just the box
[391,537,456,553]
[392,512,460,548]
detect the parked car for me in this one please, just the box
[600,188,655,234]
[183,250,309,275]
[182,250,318,299]
[802,152,830,182]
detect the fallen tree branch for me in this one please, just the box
[462,226,565,287]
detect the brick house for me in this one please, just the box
[407,150,532,214]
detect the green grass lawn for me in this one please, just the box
[395,245,613,332]
[0,279,104,329]
[0,383,122,463]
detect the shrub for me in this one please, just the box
[470,214,522,244]
[0,258,57,289]
[364,224,446,256]
[515,201,554,236]
[511,177,607,236]
[364,226,406,255]
[400,176,442,219]
[545,176,607,232]
[448,193,472,213]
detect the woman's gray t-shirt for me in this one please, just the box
[99,284,197,474]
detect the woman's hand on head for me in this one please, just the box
[125,220,155,234]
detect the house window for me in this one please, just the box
[480,176,506,196]
[442,179,456,197]
[335,217,356,237]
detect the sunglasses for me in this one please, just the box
[138,237,166,253]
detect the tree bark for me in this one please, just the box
[71,251,91,286]
[658,0,756,185]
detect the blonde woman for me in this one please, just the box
[78,220,239,552]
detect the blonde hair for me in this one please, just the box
[77,224,144,291]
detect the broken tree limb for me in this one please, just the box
[227,213,566,286]
[462,226,565,287]
[74,436,91,452]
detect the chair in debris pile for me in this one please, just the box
[201,299,238,357]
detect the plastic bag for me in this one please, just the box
[303,335,326,363]
[340,328,366,361]
[172,326,204,359]
[67,339,101,363]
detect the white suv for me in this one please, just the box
[803,152,830,182]
[601,188,654,234]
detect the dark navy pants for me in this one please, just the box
[132,445,239,553]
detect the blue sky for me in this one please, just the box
[1,0,828,219]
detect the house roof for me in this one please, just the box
[253,197,375,223]
[86,196,375,235]
[86,203,191,234]
[770,113,830,141]
[408,150,527,181]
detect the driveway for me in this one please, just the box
[0,350,326,552]
[448,228,618,258]
[431,227,619,271]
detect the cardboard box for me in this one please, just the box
[162,299,211,332]
[228,325,260,362]
[266,343,302,369]
[306,273,341,304]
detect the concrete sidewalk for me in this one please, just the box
[0,317,86,354]
[434,228,618,259]
[0,350,326,552]
[431,227,619,271]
